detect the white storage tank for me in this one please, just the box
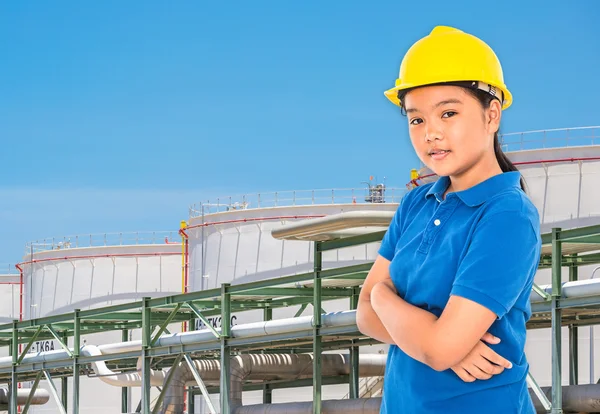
[186,187,404,292]
[17,232,183,413]
[0,265,20,325]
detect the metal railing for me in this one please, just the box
[24,231,180,254]
[189,187,407,217]
[500,126,600,152]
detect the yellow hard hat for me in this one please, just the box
[384,26,513,110]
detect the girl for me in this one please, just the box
[356,26,541,413]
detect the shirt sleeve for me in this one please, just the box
[449,210,541,320]
[378,194,408,261]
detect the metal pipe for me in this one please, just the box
[157,353,386,414]
[0,387,50,406]
[234,398,382,414]
[530,278,600,302]
[0,310,358,382]
[531,383,600,413]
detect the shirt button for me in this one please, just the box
[434,219,441,226]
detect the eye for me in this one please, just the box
[409,118,423,126]
[442,111,457,118]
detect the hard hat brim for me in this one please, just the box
[384,81,513,110]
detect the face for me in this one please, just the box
[403,85,501,182]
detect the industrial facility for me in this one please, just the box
[1,126,600,413]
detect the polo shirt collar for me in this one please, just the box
[425,171,522,207]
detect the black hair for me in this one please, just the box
[398,82,526,192]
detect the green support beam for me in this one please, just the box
[349,286,360,399]
[18,325,43,364]
[263,302,273,405]
[220,284,232,414]
[73,309,81,414]
[151,303,183,346]
[569,262,579,386]
[313,242,323,414]
[10,320,18,414]
[46,324,73,357]
[43,370,68,414]
[541,224,600,244]
[121,329,129,413]
[186,302,221,338]
[61,334,68,412]
[539,252,600,268]
[184,354,218,414]
[151,353,183,414]
[551,228,563,413]
[21,370,43,414]
[141,298,152,414]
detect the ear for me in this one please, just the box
[487,99,502,134]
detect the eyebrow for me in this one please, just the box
[405,99,463,114]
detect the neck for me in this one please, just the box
[448,157,503,193]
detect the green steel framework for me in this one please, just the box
[1,224,600,413]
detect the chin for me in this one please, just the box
[426,164,455,178]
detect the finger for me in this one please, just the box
[454,367,476,383]
[480,332,501,344]
[465,364,492,380]
[472,355,505,375]
[481,346,513,369]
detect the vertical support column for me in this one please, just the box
[61,377,68,411]
[73,308,81,414]
[551,228,563,413]
[349,286,360,399]
[188,315,196,414]
[62,334,68,412]
[142,297,152,414]
[263,303,273,404]
[313,242,322,414]
[188,392,195,414]
[121,329,130,413]
[220,284,231,414]
[10,320,18,414]
[569,262,578,385]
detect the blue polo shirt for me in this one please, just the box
[378,171,541,414]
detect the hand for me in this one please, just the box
[451,332,512,382]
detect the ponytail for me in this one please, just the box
[493,131,526,192]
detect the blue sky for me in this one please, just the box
[1,1,599,264]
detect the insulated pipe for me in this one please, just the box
[531,384,600,413]
[529,279,600,302]
[0,387,50,406]
[234,397,382,414]
[158,353,386,414]
[82,345,167,387]
[0,310,358,377]
[270,211,395,241]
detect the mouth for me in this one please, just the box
[428,149,451,160]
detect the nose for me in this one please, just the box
[424,122,443,143]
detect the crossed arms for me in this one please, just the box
[356,255,511,379]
